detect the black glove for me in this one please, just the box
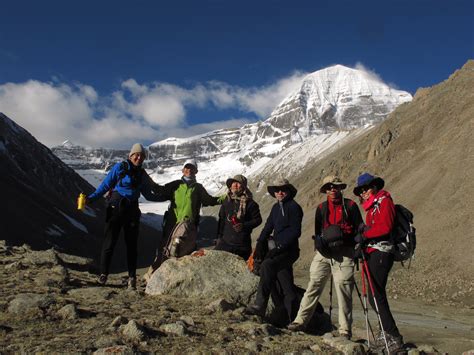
[266,246,282,259]
[354,233,366,245]
[353,243,363,260]
[358,223,368,233]
[254,241,266,261]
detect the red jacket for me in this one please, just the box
[362,189,395,253]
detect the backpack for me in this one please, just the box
[390,204,416,263]
[319,200,350,249]
[163,219,198,258]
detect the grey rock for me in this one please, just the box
[34,265,69,288]
[111,316,128,327]
[159,322,187,336]
[206,298,235,312]
[145,250,258,304]
[415,345,439,353]
[244,341,261,352]
[57,304,78,320]
[179,315,195,326]
[119,320,146,341]
[56,252,94,267]
[7,293,55,315]
[23,249,60,267]
[93,345,134,355]
[322,332,368,354]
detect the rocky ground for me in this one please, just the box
[1,242,472,354]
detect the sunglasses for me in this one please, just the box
[275,188,288,193]
[326,184,342,191]
[358,186,372,195]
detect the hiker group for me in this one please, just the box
[83,143,414,353]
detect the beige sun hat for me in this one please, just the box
[319,175,347,193]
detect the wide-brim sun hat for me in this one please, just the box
[353,173,385,196]
[267,178,297,198]
[226,174,248,189]
[319,175,347,193]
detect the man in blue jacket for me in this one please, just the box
[87,143,161,289]
[245,178,303,321]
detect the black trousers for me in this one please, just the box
[100,205,140,278]
[365,250,400,337]
[270,266,299,323]
[214,239,252,260]
[256,249,299,317]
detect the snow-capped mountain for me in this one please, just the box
[52,64,412,195]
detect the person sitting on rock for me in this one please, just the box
[288,176,362,339]
[244,178,303,322]
[214,174,262,260]
[144,159,225,281]
[86,143,161,290]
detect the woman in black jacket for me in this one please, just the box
[215,174,262,260]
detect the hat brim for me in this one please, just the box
[226,178,237,189]
[319,183,347,193]
[267,184,298,198]
[353,177,384,196]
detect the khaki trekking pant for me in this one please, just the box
[294,248,355,335]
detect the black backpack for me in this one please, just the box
[390,204,416,263]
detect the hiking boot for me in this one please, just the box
[127,276,137,290]
[386,333,404,353]
[370,332,403,353]
[243,304,265,317]
[97,274,108,285]
[287,322,306,332]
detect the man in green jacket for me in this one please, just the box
[144,159,224,280]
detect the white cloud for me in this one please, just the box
[355,62,384,83]
[0,71,309,148]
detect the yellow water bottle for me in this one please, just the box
[77,193,86,211]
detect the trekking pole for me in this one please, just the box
[353,271,375,345]
[361,250,390,354]
[329,274,333,323]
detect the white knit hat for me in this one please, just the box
[182,159,198,169]
[129,143,146,159]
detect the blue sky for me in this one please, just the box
[1,0,472,148]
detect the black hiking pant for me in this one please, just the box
[270,266,299,323]
[256,249,299,316]
[365,250,401,337]
[100,203,140,278]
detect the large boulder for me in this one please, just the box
[145,250,258,304]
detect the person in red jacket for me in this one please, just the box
[353,173,403,352]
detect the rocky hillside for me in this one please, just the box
[0,113,104,255]
[1,243,451,353]
[250,60,474,308]
[0,113,160,271]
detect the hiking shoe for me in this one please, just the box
[97,274,107,285]
[386,334,404,353]
[127,276,137,290]
[370,332,403,352]
[288,322,306,332]
[243,304,265,317]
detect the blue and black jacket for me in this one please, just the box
[88,160,160,203]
